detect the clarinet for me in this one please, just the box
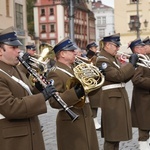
[18,53,79,122]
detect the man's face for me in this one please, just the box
[61,50,76,64]
[105,42,120,56]
[27,49,36,56]
[144,45,150,54]
[0,44,21,66]
[90,46,98,53]
[134,45,146,55]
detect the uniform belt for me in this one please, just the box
[0,114,5,120]
[85,95,89,103]
[102,83,125,91]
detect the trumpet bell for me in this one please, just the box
[39,43,55,62]
[28,43,55,73]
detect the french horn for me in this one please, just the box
[66,56,105,107]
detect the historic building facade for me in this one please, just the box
[92,0,114,44]
[0,0,28,49]
[114,0,150,47]
[34,0,96,49]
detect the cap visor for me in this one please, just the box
[4,40,23,46]
[63,45,78,51]
[136,43,145,46]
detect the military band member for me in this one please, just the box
[86,41,99,65]
[0,26,56,150]
[96,33,138,150]
[129,38,150,150]
[26,44,37,56]
[143,36,150,55]
[47,38,99,150]
[86,41,101,130]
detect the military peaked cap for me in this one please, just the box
[53,38,78,54]
[0,26,22,46]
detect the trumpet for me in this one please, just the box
[117,51,150,68]
[75,56,92,65]
[18,52,79,122]
[27,43,55,73]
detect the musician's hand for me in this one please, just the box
[74,83,85,99]
[22,53,31,64]
[42,84,57,101]
[129,53,139,67]
[35,75,47,92]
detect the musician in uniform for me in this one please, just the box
[0,26,56,150]
[86,41,101,130]
[143,36,150,56]
[86,41,99,65]
[95,33,139,150]
[47,38,99,150]
[129,38,150,150]
[26,44,37,57]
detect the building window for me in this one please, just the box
[50,24,55,32]
[41,8,45,16]
[15,3,23,29]
[41,25,46,33]
[130,0,138,3]
[97,16,106,26]
[129,15,138,31]
[99,29,105,38]
[50,40,56,46]
[50,8,54,15]
[65,23,69,32]
[6,0,10,16]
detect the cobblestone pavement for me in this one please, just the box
[39,81,140,150]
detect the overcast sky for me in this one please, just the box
[101,0,114,8]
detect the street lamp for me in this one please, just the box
[128,0,148,38]
[128,0,140,38]
[62,0,92,42]
[143,19,148,28]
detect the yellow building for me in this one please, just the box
[0,0,28,49]
[114,0,150,52]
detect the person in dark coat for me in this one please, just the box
[0,26,56,150]
[129,38,150,150]
[86,41,101,130]
[26,44,37,56]
[47,38,99,150]
[95,33,139,150]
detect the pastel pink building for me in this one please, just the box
[34,0,96,49]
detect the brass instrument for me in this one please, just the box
[117,51,150,68]
[18,53,79,122]
[75,56,92,65]
[28,43,55,73]
[26,43,56,86]
[67,56,105,107]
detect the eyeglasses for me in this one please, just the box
[110,42,120,48]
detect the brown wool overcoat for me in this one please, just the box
[0,61,47,150]
[48,61,99,150]
[88,55,102,108]
[96,50,135,141]
[131,66,150,129]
